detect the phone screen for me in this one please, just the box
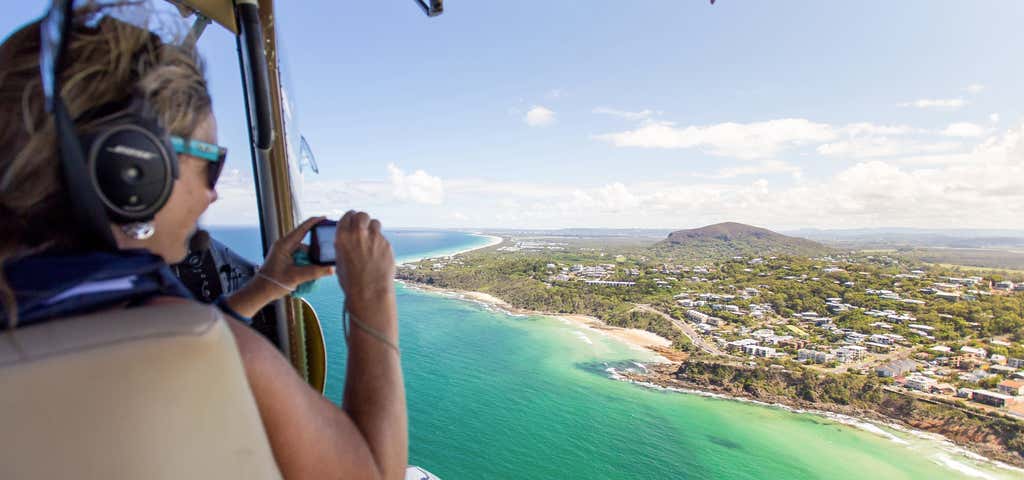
[313,224,337,263]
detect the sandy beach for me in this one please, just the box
[396,280,1023,474]
[405,283,677,362]
[398,234,503,265]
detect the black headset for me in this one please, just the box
[78,96,179,224]
[42,0,178,248]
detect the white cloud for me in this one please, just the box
[592,107,655,121]
[941,122,985,138]
[594,118,836,160]
[594,117,978,160]
[524,106,556,127]
[966,84,985,94]
[203,111,1024,230]
[698,160,802,179]
[899,98,967,109]
[567,183,641,212]
[447,123,1024,229]
[816,138,962,158]
[840,123,918,136]
[990,113,1000,124]
[387,163,444,205]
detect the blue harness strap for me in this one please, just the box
[1,250,195,329]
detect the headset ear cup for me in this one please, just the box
[86,123,175,223]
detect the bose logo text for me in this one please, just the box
[107,145,157,160]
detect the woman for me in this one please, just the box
[0,9,406,480]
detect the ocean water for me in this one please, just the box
[208,227,1022,480]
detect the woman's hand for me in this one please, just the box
[333,211,396,325]
[225,217,334,318]
[259,216,335,292]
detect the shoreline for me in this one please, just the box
[398,280,680,363]
[396,233,503,266]
[398,276,1024,475]
[612,363,1024,477]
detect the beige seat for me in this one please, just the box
[0,301,282,479]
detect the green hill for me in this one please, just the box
[653,222,829,259]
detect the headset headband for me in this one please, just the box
[41,1,177,248]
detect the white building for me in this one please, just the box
[835,345,868,363]
[959,346,988,359]
[798,349,835,364]
[905,375,937,392]
[743,344,777,358]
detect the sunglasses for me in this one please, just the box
[170,136,227,189]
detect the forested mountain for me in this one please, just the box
[654,222,829,259]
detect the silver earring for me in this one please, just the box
[121,222,155,240]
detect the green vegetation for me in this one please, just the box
[399,253,689,348]
[397,229,1024,463]
[677,361,1024,458]
[400,243,1024,350]
[905,247,1024,271]
[655,222,830,260]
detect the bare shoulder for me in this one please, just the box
[223,317,294,378]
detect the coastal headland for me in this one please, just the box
[395,227,1024,470]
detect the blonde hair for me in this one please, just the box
[0,6,212,324]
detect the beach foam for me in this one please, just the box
[602,367,1024,479]
[932,454,1000,480]
[573,331,594,345]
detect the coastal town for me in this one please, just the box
[408,246,1024,416]
[397,229,1024,466]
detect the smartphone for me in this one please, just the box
[309,220,338,265]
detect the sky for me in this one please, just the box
[5,1,1024,231]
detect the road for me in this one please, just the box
[633,304,726,356]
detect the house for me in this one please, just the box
[959,370,994,384]
[959,346,988,359]
[869,334,894,345]
[991,354,1008,365]
[931,383,957,395]
[1010,358,1024,369]
[930,345,952,354]
[990,365,1017,376]
[972,390,1017,408]
[994,281,1014,291]
[905,375,936,391]
[743,344,776,358]
[997,380,1024,396]
[798,349,835,364]
[877,359,918,378]
[835,345,867,363]
[845,332,868,344]
[727,339,759,351]
[865,342,893,353]
[686,310,723,326]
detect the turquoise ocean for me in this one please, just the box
[209,227,1023,480]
